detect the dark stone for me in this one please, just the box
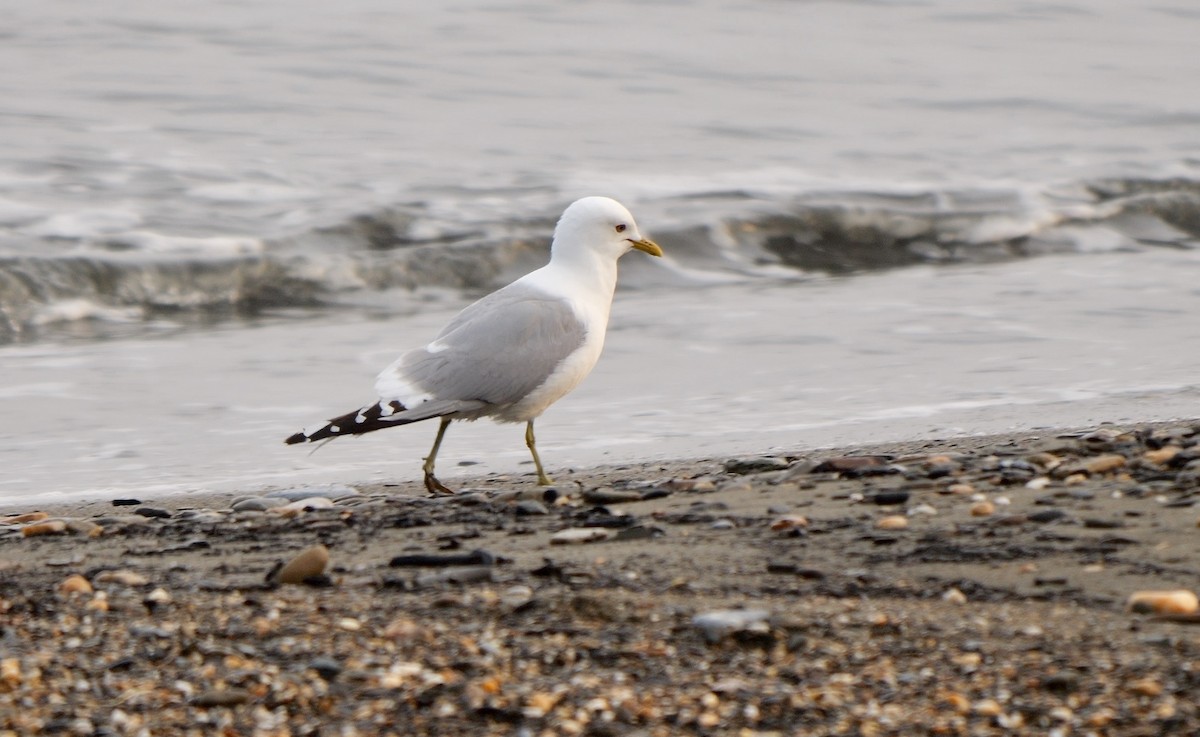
[870,490,910,506]
[389,549,497,568]
[111,499,142,507]
[725,456,790,474]
[134,507,172,519]
[309,658,342,681]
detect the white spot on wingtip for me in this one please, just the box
[330,425,340,433]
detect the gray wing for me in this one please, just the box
[379,285,587,408]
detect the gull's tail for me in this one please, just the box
[285,400,410,444]
[284,397,489,445]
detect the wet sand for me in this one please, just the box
[3,421,1200,734]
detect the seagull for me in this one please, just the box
[285,196,663,494]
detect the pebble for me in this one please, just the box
[414,566,494,586]
[550,528,615,545]
[812,455,893,474]
[612,524,664,541]
[190,689,252,708]
[969,501,996,517]
[909,504,938,516]
[58,574,93,595]
[267,484,359,501]
[943,588,968,605]
[870,490,910,506]
[1127,590,1199,615]
[1144,446,1182,465]
[513,500,549,516]
[2,512,49,525]
[769,515,809,531]
[272,544,331,585]
[22,520,67,537]
[1028,509,1067,523]
[581,487,645,505]
[667,476,717,493]
[710,518,735,530]
[64,520,104,537]
[1128,678,1163,697]
[724,456,790,474]
[1085,454,1127,474]
[389,549,496,568]
[231,496,287,512]
[95,570,149,587]
[134,507,172,519]
[691,608,771,643]
[875,515,908,530]
[309,657,342,681]
[1025,476,1052,490]
[144,587,172,606]
[274,497,336,517]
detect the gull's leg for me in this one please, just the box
[423,417,455,495]
[525,420,553,486]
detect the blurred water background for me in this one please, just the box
[3,0,1200,503]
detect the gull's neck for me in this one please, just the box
[546,247,619,302]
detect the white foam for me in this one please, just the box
[188,183,318,204]
[25,209,143,239]
[107,231,264,257]
[32,299,141,326]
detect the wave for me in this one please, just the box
[2,176,1198,344]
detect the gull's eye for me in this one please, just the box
[615,224,627,233]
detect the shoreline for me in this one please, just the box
[3,420,1200,733]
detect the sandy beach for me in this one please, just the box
[3,420,1200,735]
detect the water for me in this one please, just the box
[2,0,1200,503]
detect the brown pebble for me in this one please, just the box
[770,515,809,532]
[1128,678,1163,697]
[22,520,67,537]
[875,515,908,530]
[59,574,93,595]
[1144,446,1181,465]
[1085,454,1126,474]
[274,544,330,584]
[969,501,995,517]
[2,512,49,525]
[973,699,1003,717]
[944,483,974,495]
[1127,590,1199,615]
[95,570,149,587]
[942,691,970,714]
[191,688,253,707]
[65,520,104,538]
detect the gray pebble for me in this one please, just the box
[266,484,359,502]
[725,456,790,475]
[231,497,287,512]
[514,500,549,516]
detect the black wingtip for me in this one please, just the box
[285,432,308,445]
